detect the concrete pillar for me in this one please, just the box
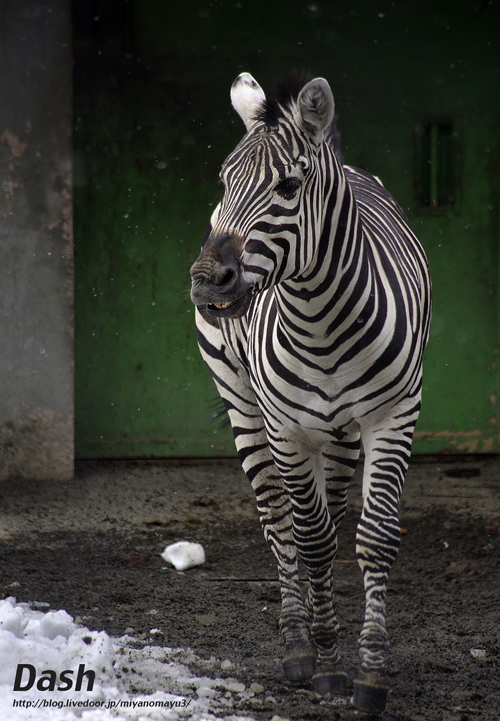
[0,3,73,480]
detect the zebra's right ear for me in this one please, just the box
[297,78,335,143]
[231,73,266,132]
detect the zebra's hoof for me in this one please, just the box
[312,665,347,696]
[352,671,388,715]
[282,644,316,682]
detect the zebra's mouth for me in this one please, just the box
[205,288,253,318]
[211,300,235,310]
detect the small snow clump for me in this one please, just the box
[161,541,205,570]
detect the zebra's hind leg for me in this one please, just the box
[354,405,419,714]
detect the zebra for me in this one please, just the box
[190,71,431,715]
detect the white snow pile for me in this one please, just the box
[161,542,205,572]
[0,597,258,721]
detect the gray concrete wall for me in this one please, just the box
[0,2,73,480]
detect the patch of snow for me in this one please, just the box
[470,648,487,659]
[0,597,256,720]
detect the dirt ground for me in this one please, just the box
[0,456,499,721]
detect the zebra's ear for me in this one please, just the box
[297,78,335,142]
[231,73,266,132]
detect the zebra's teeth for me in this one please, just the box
[212,300,235,309]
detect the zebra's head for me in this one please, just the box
[190,72,336,319]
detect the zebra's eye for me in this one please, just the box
[275,177,301,199]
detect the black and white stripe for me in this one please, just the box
[190,72,431,714]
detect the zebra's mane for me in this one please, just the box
[254,71,344,163]
[254,70,313,127]
[324,114,344,164]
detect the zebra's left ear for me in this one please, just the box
[231,73,266,132]
[297,78,335,142]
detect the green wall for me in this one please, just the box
[74,0,500,457]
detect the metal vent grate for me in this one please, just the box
[414,118,461,215]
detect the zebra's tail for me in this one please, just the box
[210,395,230,429]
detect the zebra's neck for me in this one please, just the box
[275,154,370,351]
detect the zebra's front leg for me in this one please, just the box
[302,436,361,693]
[232,418,316,681]
[195,311,314,681]
[354,415,417,714]
[269,435,347,696]
[246,448,316,683]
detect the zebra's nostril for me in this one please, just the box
[217,268,235,288]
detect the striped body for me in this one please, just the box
[190,73,431,714]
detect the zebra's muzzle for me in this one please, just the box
[190,271,253,318]
[190,231,253,318]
